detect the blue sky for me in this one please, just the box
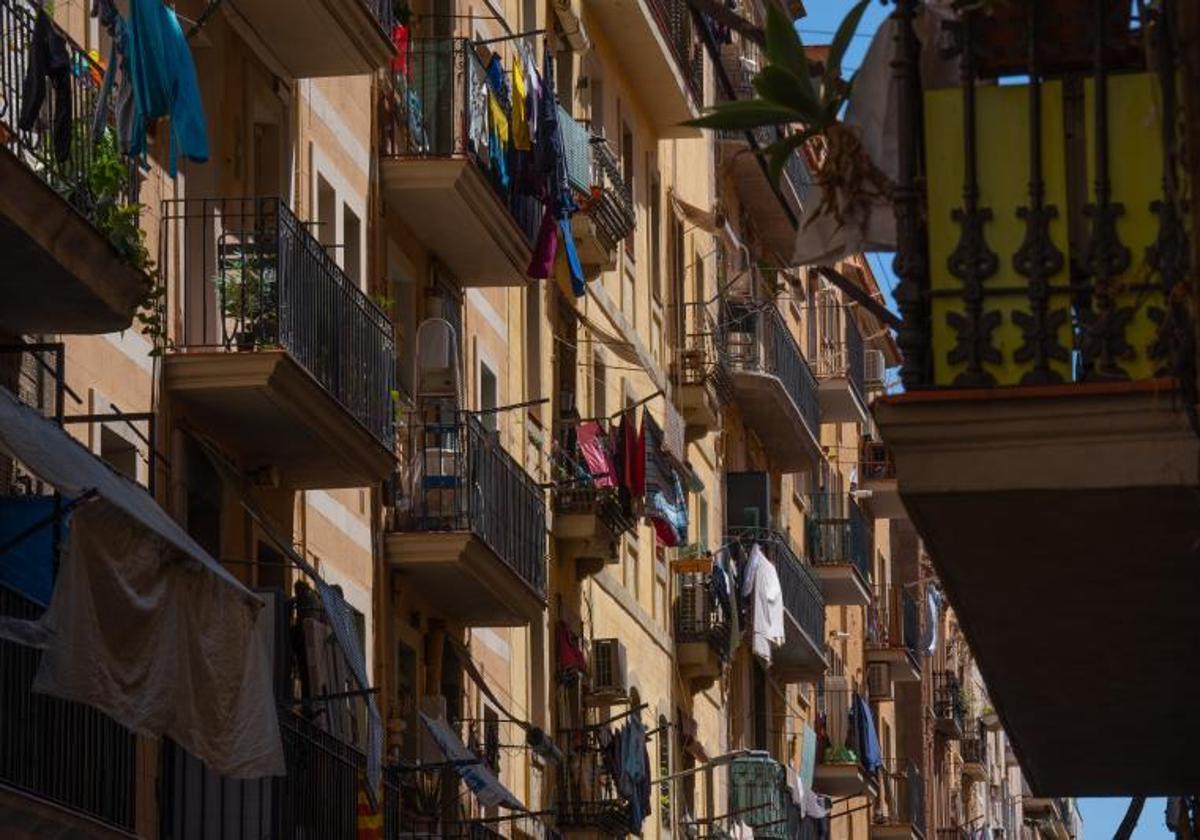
[1077,798,1171,840]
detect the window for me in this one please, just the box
[650,171,662,302]
[697,495,709,552]
[593,353,607,418]
[668,214,686,350]
[651,314,663,370]
[100,426,138,483]
[480,362,498,433]
[343,204,361,287]
[621,123,634,258]
[317,175,336,251]
[526,283,543,420]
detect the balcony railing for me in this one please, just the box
[728,753,797,840]
[160,710,365,839]
[582,136,636,253]
[816,311,866,399]
[0,0,137,231]
[721,299,821,436]
[396,412,547,600]
[675,570,731,655]
[816,685,873,773]
[551,417,634,539]
[556,725,630,834]
[0,583,136,830]
[933,671,966,734]
[730,527,825,649]
[962,723,988,767]
[860,438,897,481]
[163,196,396,448]
[806,493,872,583]
[677,301,733,398]
[646,0,705,105]
[869,584,920,661]
[383,38,541,245]
[878,759,925,831]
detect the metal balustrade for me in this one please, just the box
[397,412,547,600]
[729,527,825,651]
[869,584,920,661]
[0,583,136,830]
[806,493,872,584]
[163,196,397,448]
[674,570,731,655]
[816,309,866,400]
[878,759,925,831]
[646,0,705,104]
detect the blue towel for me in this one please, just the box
[126,0,208,175]
[852,693,883,774]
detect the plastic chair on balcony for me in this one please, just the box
[409,318,465,526]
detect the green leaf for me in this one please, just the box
[683,99,801,131]
[766,131,815,186]
[753,65,821,119]
[764,4,817,104]
[825,0,871,90]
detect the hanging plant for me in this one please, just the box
[683,0,890,231]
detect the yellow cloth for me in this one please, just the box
[488,91,509,147]
[512,56,531,150]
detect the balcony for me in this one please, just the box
[0,584,137,835]
[162,197,396,489]
[806,493,872,607]
[572,137,636,274]
[556,726,630,835]
[866,585,921,683]
[387,413,547,626]
[872,760,925,840]
[719,299,822,471]
[728,753,799,840]
[879,3,1197,795]
[233,0,393,77]
[674,567,730,691]
[815,312,869,425]
[961,724,988,782]
[731,528,826,681]
[812,686,872,798]
[713,57,809,259]
[382,39,541,286]
[584,0,703,137]
[932,672,965,740]
[551,418,634,577]
[859,438,904,520]
[674,303,731,440]
[0,0,149,336]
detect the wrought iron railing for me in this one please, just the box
[815,684,873,774]
[869,584,920,661]
[879,759,925,831]
[362,0,394,35]
[720,298,821,437]
[729,527,825,649]
[0,0,138,231]
[395,412,547,599]
[646,0,705,105]
[674,570,730,656]
[860,438,896,481]
[0,583,137,830]
[551,417,634,539]
[889,1,1188,390]
[161,196,396,448]
[556,725,630,834]
[728,753,797,840]
[159,710,365,839]
[383,38,541,245]
[933,671,966,735]
[583,136,636,253]
[962,722,988,767]
[816,310,866,400]
[806,493,872,584]
[677,301,733,400]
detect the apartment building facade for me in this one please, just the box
[0,0,1068,838]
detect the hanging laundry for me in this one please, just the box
[511,53,531,150]
[615,716,650,832]
[730,821,755,840]
[521,43,541,150]
[390,23,410,76]
[642,412,688,546]
[920,584,943,656]
[851,692,883,774]
[799,723,818,792]
[746,544,785,666]
[19,6,72,164]
[528,208,559,279]
[786,766,804,809]
[576,422,615,487]
[555,619,587,675]
[530,47,584,292]
[91,0,137,155]
[125,0,208,174]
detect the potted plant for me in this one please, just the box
[981,705,1001,731]
[214,252,277,350]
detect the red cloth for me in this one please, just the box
[577,422,615,488]
[390,24,409,75]
[652,518,682,548]
[556,620,587,673]
[615,411,645,498]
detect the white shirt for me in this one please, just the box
[749,544,785,666]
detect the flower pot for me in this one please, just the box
[973,0,1136,77]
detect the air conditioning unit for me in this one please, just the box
[588,638,628,702]
[867,662,892,701]
[864,349,886,387]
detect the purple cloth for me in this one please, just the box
[527,207,558,279]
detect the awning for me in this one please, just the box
[420,712,525,810]
[0,386,284,778]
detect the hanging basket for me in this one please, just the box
[973,0,1137,77]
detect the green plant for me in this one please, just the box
[684,0,890,229]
